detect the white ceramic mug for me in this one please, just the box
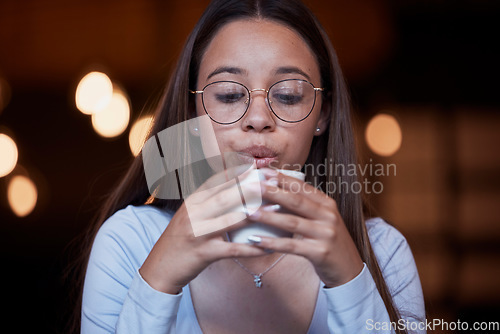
[226,169,305,244]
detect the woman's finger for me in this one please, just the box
[248,210,328,239]
[199,237,270,262]
[246,235,325,262]
[190,210,257,237]
[261,168,333,207]
[260,182,335,221]
[186,177,262,220]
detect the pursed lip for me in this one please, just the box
[237,145,278,169]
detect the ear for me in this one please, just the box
[314,95,331,136]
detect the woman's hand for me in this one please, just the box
[139,167,268,295]
[247,168,364,288]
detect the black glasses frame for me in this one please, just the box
[190,79,324,125]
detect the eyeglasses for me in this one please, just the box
[190,79,324,124]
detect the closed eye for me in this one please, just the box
[273,93,303,105]
[215,93,246,103]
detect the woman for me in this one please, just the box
[80,0,425,333]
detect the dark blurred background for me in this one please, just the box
[0,0,499,333]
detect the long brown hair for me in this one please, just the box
[71,0,405,332]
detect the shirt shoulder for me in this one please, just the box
[99,205,173,242]
[365,217,411,272]
[365,218,425,321]
[91,205,174,272]
[82,205,175,332]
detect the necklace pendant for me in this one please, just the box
[253,275,262,288]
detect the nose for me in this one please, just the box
[241,89,276,132]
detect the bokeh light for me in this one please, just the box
[91,90,130,138]
[7,175,38,217]
[129,115,154,156]
[0,133,18,177]
[75,71,113,115]
[365,113,402,157]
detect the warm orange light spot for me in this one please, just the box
[7,175,38,217]
[129,116,154,156]
[365,113,402,157]
[91,91,130,138]
[0,133,18,177]
[75,72,113,115]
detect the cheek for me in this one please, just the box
[282,126,316,164]
[298,112,321,139]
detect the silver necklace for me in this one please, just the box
[233,253,287,288]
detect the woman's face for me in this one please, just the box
[195,19,328,170]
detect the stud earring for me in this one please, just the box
[316,127,320,132]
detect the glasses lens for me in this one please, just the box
[269,80,316,122]
[202,82,248,124]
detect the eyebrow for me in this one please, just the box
[205,65,311,81]
[207,66,247,80]
[274,66,311,80]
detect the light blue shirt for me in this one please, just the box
[82,205,425,333]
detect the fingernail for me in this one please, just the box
[262,204,281,212]
[247,235,262,244]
